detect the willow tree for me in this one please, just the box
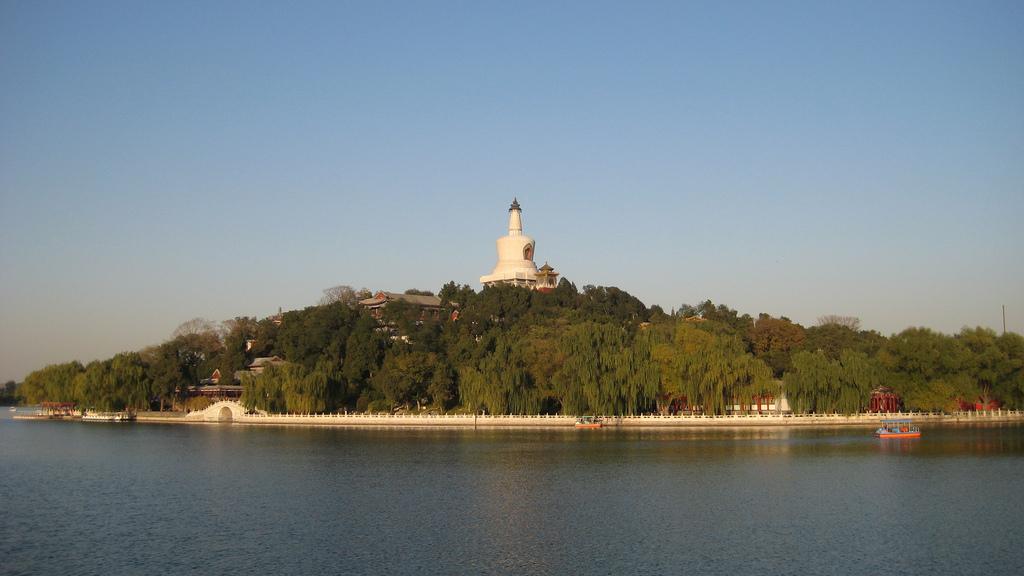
[240,363,300,413]
[551,322,657,415]
[74,360,118,411]
[110,352,150,411]
[18,361,83,404]
[671,323,773,415]
[677,337,773,415]
[458,336,541,414]
[614,332,660,415]
[516,323,566,408]
[835,350,883,412]
[728,353,778,413]
[287,361,338,413]
[784,350,880,414]
[639,323,680,414]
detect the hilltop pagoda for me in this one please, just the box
[480,199,558,290]
[535,262,559,293]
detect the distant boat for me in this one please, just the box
[82,411,134,422]
[875,419,920,439]
[8,407,15,412]
[575,416,603,429]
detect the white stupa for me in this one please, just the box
[480,198,540,288]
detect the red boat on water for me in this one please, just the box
[875,419,921,439]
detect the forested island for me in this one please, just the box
[13,280,1024,416]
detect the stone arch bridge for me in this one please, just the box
[186,400,253,423]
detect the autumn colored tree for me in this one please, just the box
[748,314,806,377]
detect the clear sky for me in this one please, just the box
[1,0,1022,382]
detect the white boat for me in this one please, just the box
[82,411,134,422]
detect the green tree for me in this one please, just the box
[642,322,682,414]
[517,323,566,411]
[1,380,17,404]
[879,328,972,412]
[176,332,222,387]
[679,300,755,337]
[462,284,533,333]
[110,351,150,411]
[341,313,388,401]
[670,324,773,415]
[551,322,658,415]
[426,359,455,410]
[784,350,881,414]
[18,361,83,404]
[143,343,185,411]
[219,317,259,384]
[801,323,886,360]
[578,286,649,324]
[276,302,356,372]
[438,281,476,308]
[240,360,341,414]
[994,332,1024,408]
[957,327,1018,407]
[459,335,541,415]
[373,351,441,410]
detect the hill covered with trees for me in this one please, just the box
[15,280,1024,415]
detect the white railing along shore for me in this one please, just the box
[234,409,1023,420]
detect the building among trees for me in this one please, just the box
[358,291,443,320]
[248,356,285,374]
[869,387,901,413]
[480,199,559,290]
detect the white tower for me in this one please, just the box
[480,198,539,288]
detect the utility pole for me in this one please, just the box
[1003,305,1007,335]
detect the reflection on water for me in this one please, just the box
[1,414,1022,576]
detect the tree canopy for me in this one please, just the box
[16,280,1024,416]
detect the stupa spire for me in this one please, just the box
[507,197,523,236]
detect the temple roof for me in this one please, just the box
[359,291,442,308]
[249,356,284,368]
[509,198,521,211]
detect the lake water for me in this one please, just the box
[2,411,1023,575]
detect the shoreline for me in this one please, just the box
[157,410,1024,429]
[15,405,1024,429]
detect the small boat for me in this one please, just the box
[575,416,602,429]
[875,419,920,439]
[82,411,135,422]
[8,407,16,412]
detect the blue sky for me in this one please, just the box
[2,0,1022,381]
